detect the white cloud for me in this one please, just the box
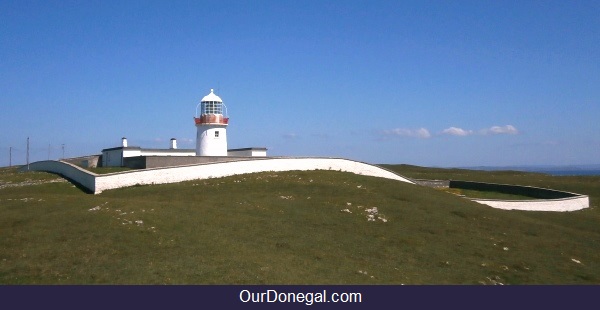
[440,125,519,137]
[482,125,519,135]
[179,138,194,145]
[382,128,431,139]
[282,133,300,140]
[381,125,518,140]
[441,127,474,136]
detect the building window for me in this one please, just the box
[215,131,219,138]
[202,101,222,115]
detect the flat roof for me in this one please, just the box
[140,148,195,153]
[103,147,267,152]
[228,147,268,151]
[101,146,142,152]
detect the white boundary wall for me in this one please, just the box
[471,196,589,212]
[24,158,413,194]
[22,160,98,192]
[22,159,590,212]
[95,158,414,193]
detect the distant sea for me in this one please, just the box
[533,170,600,176]
[460,165,600,176]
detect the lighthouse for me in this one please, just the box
[194,89,229,156]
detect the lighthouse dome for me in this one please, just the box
[201,89,222,102]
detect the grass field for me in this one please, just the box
[1,164,599,284]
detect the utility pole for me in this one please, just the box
[9,146,12,167]
[62,144,65,160]
[26,137,30,171]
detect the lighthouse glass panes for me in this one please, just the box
[202,101,223,115]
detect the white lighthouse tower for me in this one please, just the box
[194,89,229,156]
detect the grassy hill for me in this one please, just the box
[1,164,599,284]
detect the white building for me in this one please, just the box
[101,137,196,167]
[228,147,268,157]
[100,89,267,167]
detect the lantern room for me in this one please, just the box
[194,89,229,125]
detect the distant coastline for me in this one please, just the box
[534,170,600,176]
[458,165,600,176]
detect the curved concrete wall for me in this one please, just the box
[20,160,97,193]
[95,157,414,193]
[450,180,578,199]
[21,160,589,212]
[470,196,589,212]
[24,158,413,194]
[450,180,589,212]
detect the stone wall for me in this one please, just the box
[449,180,577,199]
[24,157,414,194]
[20,160,97,193]
[469,196,589,212]
[95,157,414,193]
[449,180,589,212]
[21,160,590,212]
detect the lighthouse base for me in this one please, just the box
[196,125,228,156]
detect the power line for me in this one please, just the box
[26,137,30,171]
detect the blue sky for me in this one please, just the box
[1,0,599,167]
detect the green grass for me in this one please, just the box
[1,165,599,284]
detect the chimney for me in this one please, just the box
[122,137,128,147]
[170,138,177,149]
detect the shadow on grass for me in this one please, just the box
[46,172,94,194]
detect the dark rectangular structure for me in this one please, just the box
[123,156,271,169]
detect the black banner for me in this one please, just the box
[1,285,596,309]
